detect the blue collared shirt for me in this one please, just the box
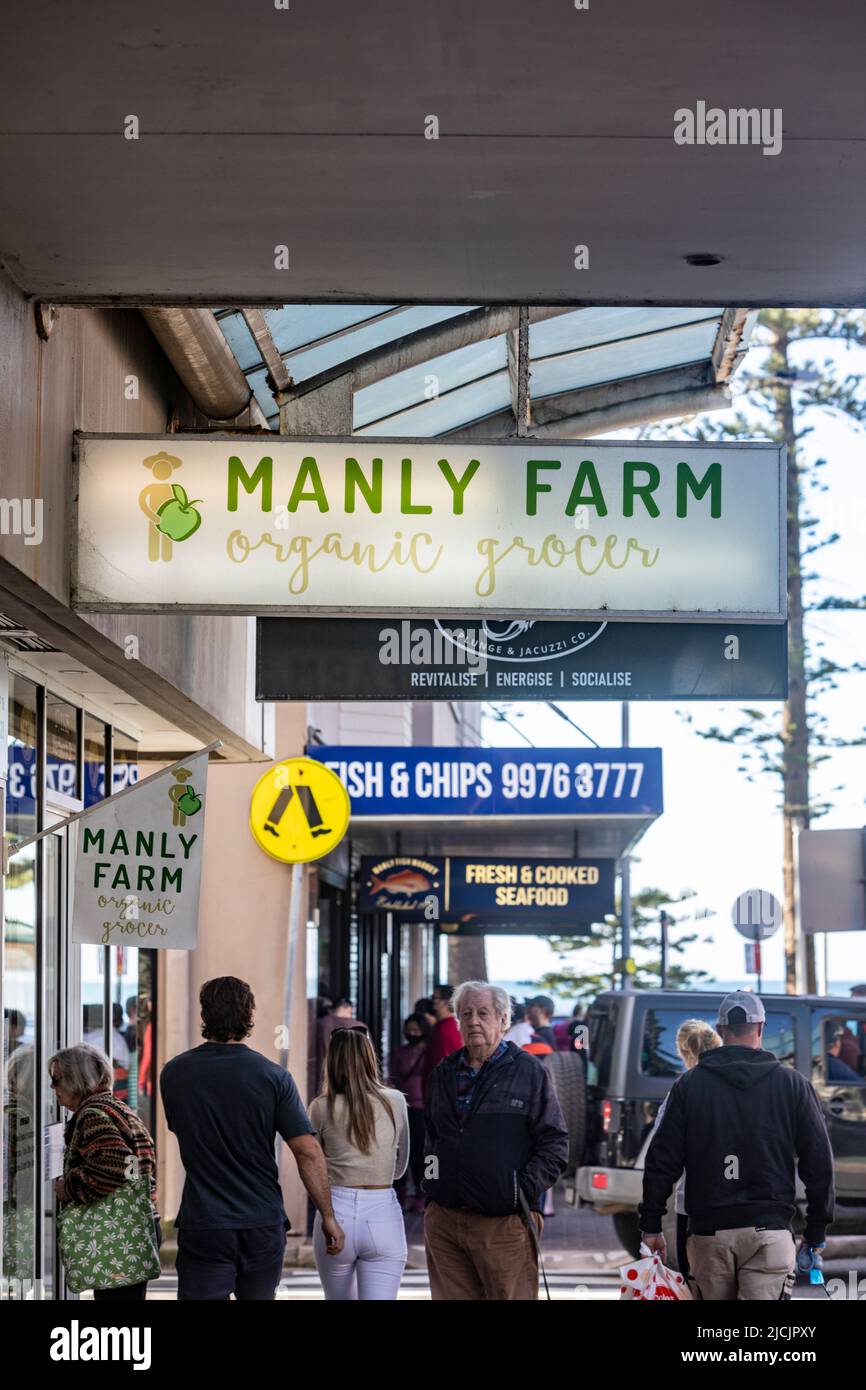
[455,1040,509,1113]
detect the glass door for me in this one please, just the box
[2,675,39,1298]
[40,831,65,1300]
[2,837,37,1297]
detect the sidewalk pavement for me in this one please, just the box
[154,1204,866,1295]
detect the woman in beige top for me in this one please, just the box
[309,1026,409,1300]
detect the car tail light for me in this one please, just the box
[602,1099,613,1132]
[591,1172,608,1190]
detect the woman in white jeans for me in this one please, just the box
[309,1024,409,1300]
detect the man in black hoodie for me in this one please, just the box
[639,991,834,1300]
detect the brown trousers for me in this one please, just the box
[687,1228,797,1300]
[424,1201,542,1301]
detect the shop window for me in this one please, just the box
[112,729,139,794]
[3,683,154,1293]
[45,694,79,801]
[79,725,154,1130]
[40,833,63,1299]
[134,952,157,1136]
[3,677,39,1288]
[6,675,38,841]
[78,952,145,1103]
[80,947,107,1054]
[83,715,108,808]
[103,946,155,1128]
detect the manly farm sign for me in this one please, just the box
[73,435,786,620]
[71,750,209,950]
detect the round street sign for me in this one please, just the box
[250,757,350,864]
[731,888,782,942]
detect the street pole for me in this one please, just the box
[660,910,669,988]
[620,700,632,989]
[757,937,763,995]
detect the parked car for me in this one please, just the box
[570,989,866,1265]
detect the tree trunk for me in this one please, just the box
[775,330,816,994]
[448,934,488,984]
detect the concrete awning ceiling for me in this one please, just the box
[1,2,864,306]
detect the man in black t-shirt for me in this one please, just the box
[161,976,344,1300]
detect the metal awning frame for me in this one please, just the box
[226,300,752,439]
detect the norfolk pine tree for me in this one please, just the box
[673,310,866,993]
[538,886,713,1000]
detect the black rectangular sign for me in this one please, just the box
[257,618,787,702]
[359,856,445,916]
[447,855,615,925]
[358,854,614,933]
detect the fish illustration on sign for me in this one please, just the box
[369,869,433,897]
[361,858,443,913]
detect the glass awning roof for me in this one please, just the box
[214,303,755,436]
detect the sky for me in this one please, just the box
[482,328,866,996]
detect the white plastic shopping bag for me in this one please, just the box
[619,1241,692,1300]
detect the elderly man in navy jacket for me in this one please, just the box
[423,980,569,1300]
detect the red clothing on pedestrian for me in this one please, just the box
[422,1015,462,1091]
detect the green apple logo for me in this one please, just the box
[177,787,202,817]
[156,484,203,542]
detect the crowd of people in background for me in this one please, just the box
[386,988,585,1217]
[40,977,571,1303]
[504,995,587,1054]
[10,977,861,1304]
[79,996,154,1106]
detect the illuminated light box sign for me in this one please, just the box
[74,435,785,620]
[257,617,788,701]
[309,746,663,818]
[359,854,615,928]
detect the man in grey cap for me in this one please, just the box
[639,991,835,1299]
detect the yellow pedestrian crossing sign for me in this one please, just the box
[249,757,350,864]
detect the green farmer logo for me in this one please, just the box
[139,452,203,561]
[168,767,203,826]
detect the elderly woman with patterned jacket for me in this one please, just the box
[50,1042,159,1300]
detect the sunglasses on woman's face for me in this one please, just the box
[49,1074,62,1089]
[332,1024,369,1036]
